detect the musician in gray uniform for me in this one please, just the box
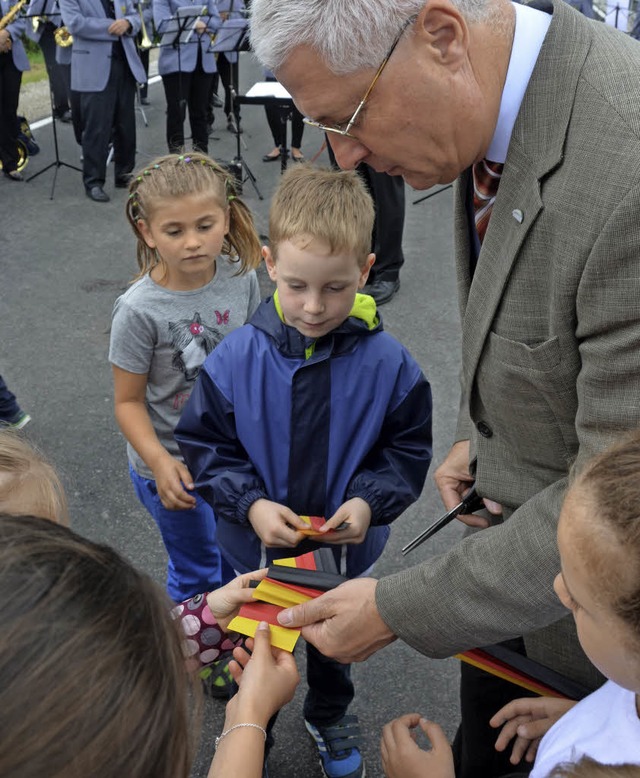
[0,0,29,181]
[59,0,146,202]
[26,0,72,121]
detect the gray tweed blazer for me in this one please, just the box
[377,0,640,689]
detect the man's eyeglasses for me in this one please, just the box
[302,17,414,139]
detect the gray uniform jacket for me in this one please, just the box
[377,0,640,689]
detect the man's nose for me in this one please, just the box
[328,134,369,170]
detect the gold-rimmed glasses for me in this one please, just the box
[302,17,414,139]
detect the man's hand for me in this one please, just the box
[317,497,371,544]
[194,19,207,34]
[277,577,396,662]
[108,18,131,36]
[153,455,197,510]
[248,498,308,547]
[206,569,268,632]
[0,30,12,52]
[434,440,502,528]
[490,697,575,765]
[381,715,455,778]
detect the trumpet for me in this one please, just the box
[54,24,72,46]
[137,3,152,50]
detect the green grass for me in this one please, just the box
[23,47,48,86]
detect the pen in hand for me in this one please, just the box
[401,484,484,556]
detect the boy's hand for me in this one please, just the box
[153,455,197,510]
[381,715,455,778]
[490,697,576,765]
[248,499,308,547]
[227,622,300,725]
[318,498,371,544]
[206,569,268,632]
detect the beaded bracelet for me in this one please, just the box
[214,722,268,750]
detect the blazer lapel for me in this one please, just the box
[458,0,591,394]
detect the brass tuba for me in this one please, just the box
[54,24,72,46]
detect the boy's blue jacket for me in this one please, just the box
[175,294,432,577]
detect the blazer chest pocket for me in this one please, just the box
[476,332,578,463]
[489,332,561,373]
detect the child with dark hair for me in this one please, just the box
[0,513,298,778]
[381,430,640,778]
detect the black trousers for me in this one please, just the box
[217,52,238,116]
[138,45,150,99]
[80,55,136,189]
[39,23,71,116]
[162,57,213,154]
[0,52,21,172]
[327,144,405,283]
[358,163,405,283]
[264,76,303,149]
[452,638,536,778]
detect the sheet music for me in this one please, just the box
[245,81,292,99]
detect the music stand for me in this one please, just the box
[25,81,82,199]
[237,81,297,176]
[229,87,263,199]
[208,15,248,133]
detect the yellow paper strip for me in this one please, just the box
[253,579,314,608]
[227,615,300,652]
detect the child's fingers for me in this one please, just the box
[232,645,252,669]
[419,719,450,750]
[227,658,243,684]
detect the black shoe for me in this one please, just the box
[56,109,72,123]
[86,185,110,202]
[3,169,23,181]
[211,93,223,108]
[262,150,281,162]
[363,277,400,305]
[115,174,133,189]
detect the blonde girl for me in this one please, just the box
[109,152,261,609]
[0,429,68,524]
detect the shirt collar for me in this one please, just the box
[485,1,552,163]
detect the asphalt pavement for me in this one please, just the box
[3,54,465,778]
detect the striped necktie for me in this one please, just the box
[472,159,504,243]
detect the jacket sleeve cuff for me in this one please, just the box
[236,488,267,525]
[345,483,383,524]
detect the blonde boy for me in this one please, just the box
[176,165,433,778]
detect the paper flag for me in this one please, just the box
[227,601,300,652]
[456,645,591,700]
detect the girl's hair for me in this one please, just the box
[0,430,68,524]
[126,152,262,282]
[0,513,196,778]
[573,430,640,642]
[549,756,640,777]
[268,164,374,266]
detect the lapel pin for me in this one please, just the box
[512,209,524,223]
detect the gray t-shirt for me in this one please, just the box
[109,257,261,479]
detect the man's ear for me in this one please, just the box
[136,219,157,249]
[415,0,468,66]
[358,253,376,288]
[263,245,277,282]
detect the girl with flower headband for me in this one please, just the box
[108,152,261,625]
